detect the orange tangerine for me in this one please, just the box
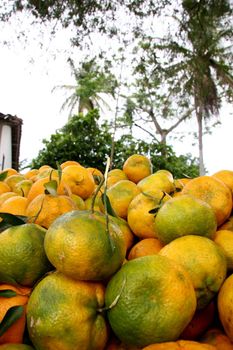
[27,271,108,350]
[62,165,95,199]
[106,180,140,219]
[181,175,232,227]
[0,284,31,345]
[128,238,164,260]
[122,154,152,184]
[26,193,77,229]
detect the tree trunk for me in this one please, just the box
[196,108,205,176]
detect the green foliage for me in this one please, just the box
[0,1,171,44]
[31,109,199,178]
[55,58,118,116]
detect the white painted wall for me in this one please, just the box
[0,124,12,170]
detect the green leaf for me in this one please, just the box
[44,180,58,196]
[0,171,8,181]
[0,213,27,232]
[101,193,118,218]
[0,305,24,337]
[0,289,17,298]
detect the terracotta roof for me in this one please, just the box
[0,113,23,171]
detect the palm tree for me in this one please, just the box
[54,57,118,117]
[156,0,233,174]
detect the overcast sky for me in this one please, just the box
[0,14,232,175]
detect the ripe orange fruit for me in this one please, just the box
[109,216,135,252]
[23,168,39,181]
[106,180,140,219]
[200,328,233,350]
[0,284,31,345]
[180,300,215,340]
[0,182,11,195]
[154,194,217,244]
[60,160,80,169]
[44,210,126,281]
[70,193,86,210]
[14,179,33,197]
[0,192,18,207]
[0,344,35,349]
[105,255,196,347]
[62,165,95,199]
[26,193,77,229]
[4,175,25,192]
[142,340,216,349]
[122,154,152,184]
[137,170,175,195]
[27,176,71,203]
[87,167,104,181]
[0,223,52,287]
[218,274,233,341]
[107,169,128,188]
[159,235,227,309]
[0,168,18,178]
[0,196,28,216]
[219,215,233,231]
[128,238,164,260]
[127,190,170,239]
[213,229,233,270]
[212,170,233,195]
[181,175,232,227]
[27,271,108,350]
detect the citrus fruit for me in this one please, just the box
[62,165,95,199]
[122,154,152,184]
[142,340,216,349]
[0,223,53,286]
[14,180,33,197]
[26,193,77,229]
[107,169,128,188]
[159,235,227,309]
[60,160,80,169]
[128,238,164,260]
[213,230,233,270]
[0,192,18,207]
[27,176,71,203]
[0,284,31,344]
[154,194,217,244]
[106,180,140,219]
[0,345,35,350]
[0,196,28,216]
[0,168,18,178]
[200,328,233,350]
[137,170,175,194]
[23,168,39,181]
[26,271,108,350]
[212,170,233,195]
[44,210,126,281]
[0,182,11,195]
[181,175,232,227]
[105,255,196,347]
[127,190,170,239]
[4,175,25,192]
[109,216,135,252]
[218,274,233,341]
[70,193,86,210]
[180,300,215,340]
[219,215,233,231]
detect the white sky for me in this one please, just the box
[0,14,232,175]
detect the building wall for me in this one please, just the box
[0,124,12,170]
